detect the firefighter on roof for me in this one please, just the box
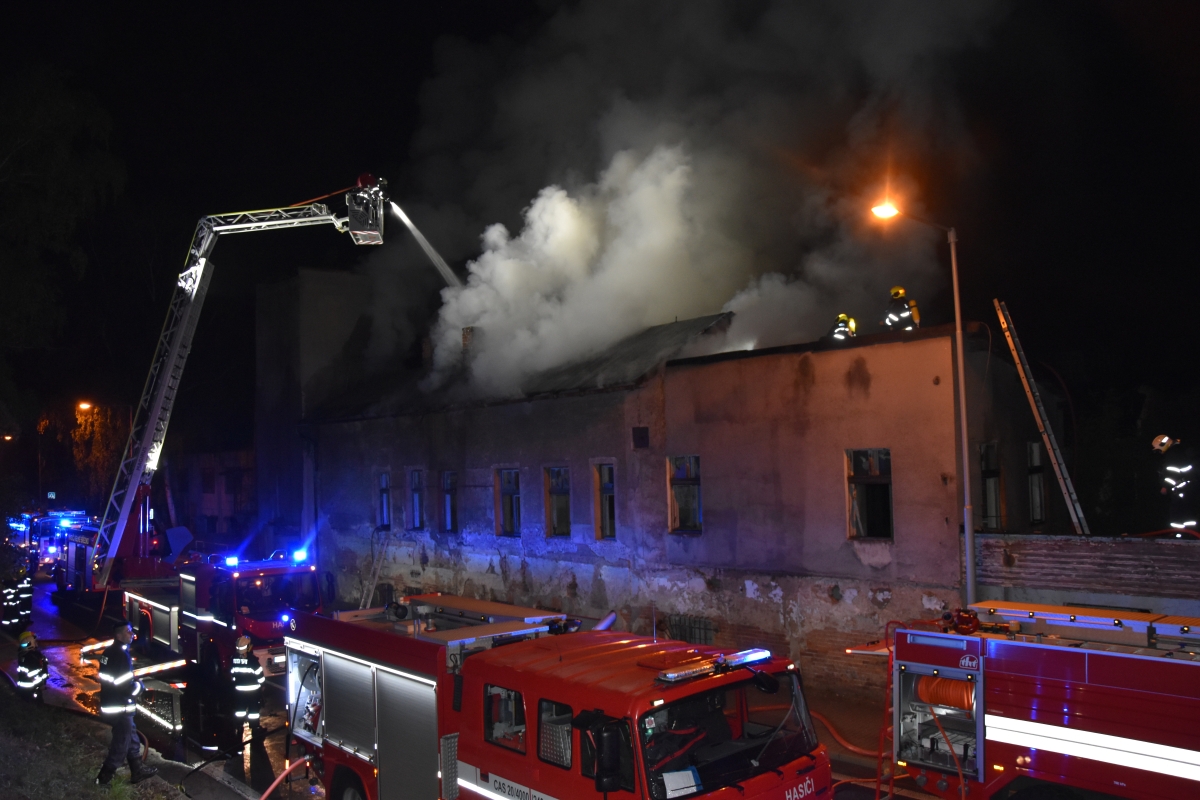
[231,635,264,728]
[826,313,856,342]
[1154,435,1197,531]
[16,631,48,701]
[95,620,158,786]
[881,285,920,331]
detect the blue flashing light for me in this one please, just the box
[46,546,57,554]
[224,556,239,567]
[58,518,71,528]
[281,613,290,623]
[292,549,307,562]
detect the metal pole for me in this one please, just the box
[948,228,976,604]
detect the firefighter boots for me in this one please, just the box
[128,758,159,784]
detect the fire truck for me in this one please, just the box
[865,600,1200,800]
[124,552,323,682]
[284,593,830,800]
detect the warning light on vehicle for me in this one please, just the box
[292,549,307,562]
[224,556,238,567]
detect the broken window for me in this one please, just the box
[1027,442,1046,525]
[980,443,1003,531]
[538,699,573,769]
[410,470,425,530]
[484,684,526,753]
[595,464,616,539]
[441,471,458,533]
[668,456,702,533]
[545,467,571,537]
[847,448,892,539]
[495,469,521,536]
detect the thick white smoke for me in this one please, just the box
[410,0,1003,396]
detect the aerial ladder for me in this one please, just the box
[90,176,389,588]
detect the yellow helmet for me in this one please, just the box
[847,316,857,333]
[890,285,906,299]
[837,313,849,323]
[1152,434,1177,453]
[18,631,36,647]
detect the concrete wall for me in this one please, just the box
[309,331,1015,691]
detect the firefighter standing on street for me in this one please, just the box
[95,620,158,786]
[1154,435,1197,531]
[826,313,857,342]
[232,635,264,729]
[16,631,49,701]
[881,285,920,331]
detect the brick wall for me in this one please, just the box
[978,534,1200,599]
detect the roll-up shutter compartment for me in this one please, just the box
[323,653,377,758]
[376,669,439,799]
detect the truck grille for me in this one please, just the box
[441,734,458,799]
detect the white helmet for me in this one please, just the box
[1152,435,1177,453]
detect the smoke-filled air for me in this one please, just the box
[397,0,1003,397]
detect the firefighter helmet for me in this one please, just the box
[847,316,857,333]
[18,631,36,648]
[837,313,849,323]
[235,635,252,653]
[1152,435,1177,453]
[890,286,906,300]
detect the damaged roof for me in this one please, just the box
[521,312,730,397]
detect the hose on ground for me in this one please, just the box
[259,755,311,800]
[809,711,878,757]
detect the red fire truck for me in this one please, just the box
[284,594,830,800]
[871,600,1200,800]
[125,553,323,682]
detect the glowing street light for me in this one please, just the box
[872,198,976,604]
[77,402,93,411]
[2,435,12,442]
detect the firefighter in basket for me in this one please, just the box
[96,620,158,786]
[1153,435,1197,531]
[231,635,264,727]
[16,631,49,701]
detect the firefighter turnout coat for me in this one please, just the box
[16,648,48,693]
[232,653,264,721]
[98,643,142,715]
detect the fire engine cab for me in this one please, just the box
[285,594,830,800]
[871,600,1200,800]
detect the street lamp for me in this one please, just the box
[78,402,93,411]
[872,199,976,604]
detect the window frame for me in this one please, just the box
[979,442,1005,531]
[483,684,527,754]
[667,456,702,534]
[441,471,458,533]
[593,462,617,540]
[846,448,894,540]
[409,469,426,531]
[494,468,522,536]
[1027,442,1046,525]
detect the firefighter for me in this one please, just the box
[1153,435,1197,531]
[231,635,264,728]
[16,630,49,701]
[0,566,20,631]
[17,566,32,627]
[95,621,158,787]
[881,285,920,331]
[826,314,857,342]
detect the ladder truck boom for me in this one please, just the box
[93,177,388,587]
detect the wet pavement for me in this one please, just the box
[0,571,324,799]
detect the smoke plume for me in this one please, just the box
[406,0,1002,396]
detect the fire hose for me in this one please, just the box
[809,711,876,757]
[258,755,311,800]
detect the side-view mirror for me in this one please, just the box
[751,670,780,694]
[594,723,623,793]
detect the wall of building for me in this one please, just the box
[170,449,256,547]
[310,332,1006,691]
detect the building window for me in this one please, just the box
[594,464,616,539]
[980,443,1003,531]
[668,456,702,533]
[201,468,215,494]
[632,426,650,449]
[410,470,425,530]
[442,471,458,533]
[847,448,892,539]
[378,473,391,530]
[1027,442,1046,525]
[545,467,571,537]
[484,684,526,753]
[495,469,521,536]
[538,699,573,769]
[225,469,242,496]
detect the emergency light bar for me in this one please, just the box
[224,556,238,567]
[658,648,772,683]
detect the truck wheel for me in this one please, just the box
[331,768,367,800]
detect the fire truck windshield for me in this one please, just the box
[235,572,320,615]
[639,673,816,798]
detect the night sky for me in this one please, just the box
[3,2,1199,523]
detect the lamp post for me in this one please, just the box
[872,201,976,604]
